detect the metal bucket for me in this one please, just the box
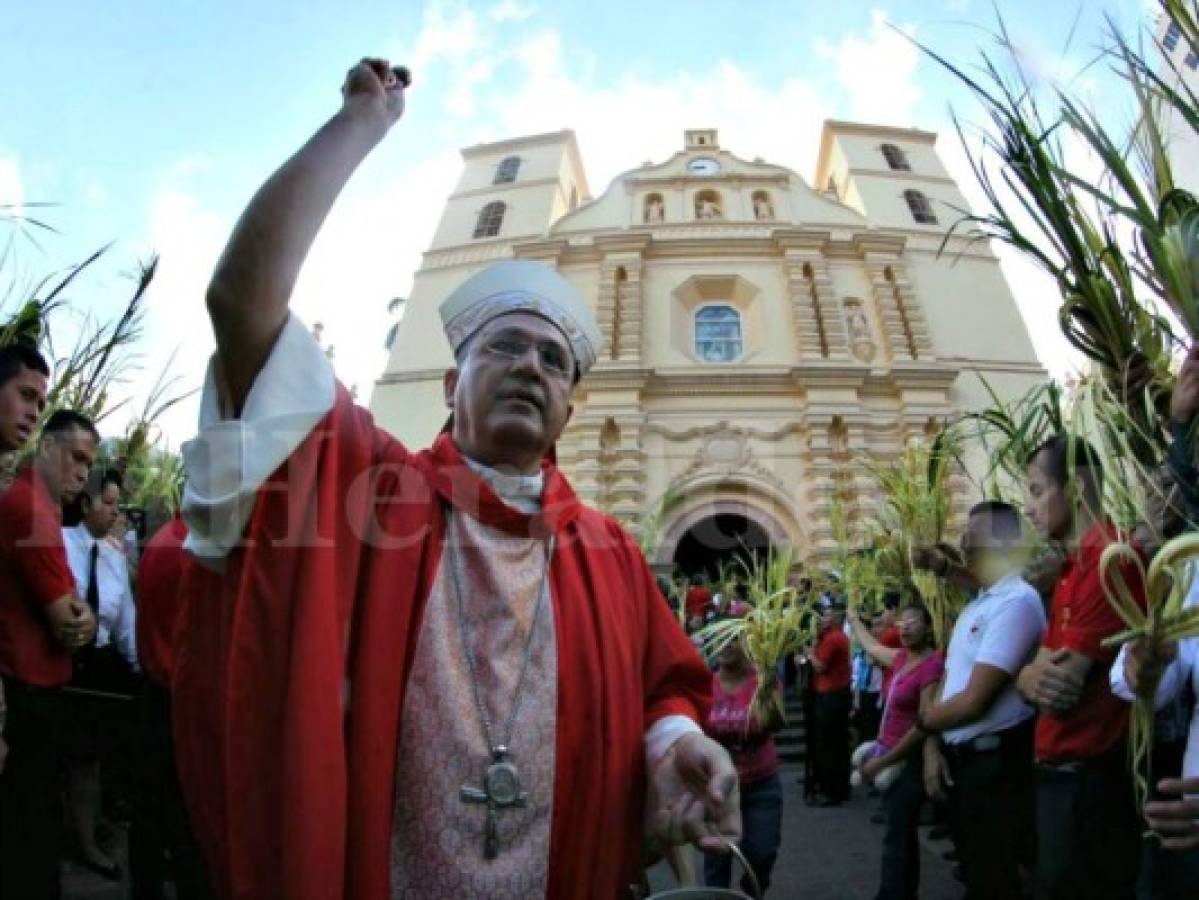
[645,842,761,900]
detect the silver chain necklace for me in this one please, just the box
[447,508,555,860]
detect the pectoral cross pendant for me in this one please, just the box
[458,747,528,859]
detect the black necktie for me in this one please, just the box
[86,542,101,622]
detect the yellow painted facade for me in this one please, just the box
[372,123,1046,569]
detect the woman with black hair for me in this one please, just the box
[849,603,944,900]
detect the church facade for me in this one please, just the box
[372,123,1045,572]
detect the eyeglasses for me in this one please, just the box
[480,335,574,379]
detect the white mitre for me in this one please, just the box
[438,260,601,377]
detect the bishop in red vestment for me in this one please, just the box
[173,58,740,900]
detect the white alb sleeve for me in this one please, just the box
[645,715,704,768]
[181,315,335,565]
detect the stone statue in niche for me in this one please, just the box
[696,197,722,219]
[754,195,774,220]
[844,300,877,363]
[645,197,664,223]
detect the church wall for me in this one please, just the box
[902,249,1041,367]
[454,139,574,193]
[373,122,1051,569]
[369,377,448,448]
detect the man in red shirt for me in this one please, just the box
[0,341,51,775]
[129,514,212,900]
[685,574,714,620]
[0,408,99,899]
[809,600,852,806]
[1017,434,1142,899]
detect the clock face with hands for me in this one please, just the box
[687,157,721,176]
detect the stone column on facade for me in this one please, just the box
[613,258,645,364]
[863,255,935,364]
[803,254,850,358]
[595,260,620,360]
[563,417,606,507]
[802,417,841,562]
[607,414,648,530]
[780,241,849,361]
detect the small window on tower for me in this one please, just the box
[904,190,938,225]
[494,156,521,184]
[1166,21,1182,52]
[881,143,911,171]
[694,305,743,362]
[473,201,506,238]
[1187,50,1199,69]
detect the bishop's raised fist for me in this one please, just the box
[341,57,409,130]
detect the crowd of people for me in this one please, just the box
[677,412,1199,900]
[1,55,1199,900]
[0,342,212,900]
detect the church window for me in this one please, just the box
[694,304,743,362]
[904,190,937,224]
[473,201,506,238]
[1188,50,1199,70]
[881,143,911,171]
[1165,21,1182,52]
[494,156,521,184]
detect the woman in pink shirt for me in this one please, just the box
[849,603,944,900]
[704,626,783,895]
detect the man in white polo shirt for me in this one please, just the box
[918,501,1046,900]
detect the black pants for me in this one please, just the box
[813,689,851,801]
[704,773,783,895]
[855,690,882,743]
[875,757,924,900]
[129,681,212,900]
[1035,744,1142,900]
[0,681,63,900]
[945,721,1035,900]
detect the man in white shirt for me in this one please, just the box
[62,467,138,879]
[918,501,1046,900]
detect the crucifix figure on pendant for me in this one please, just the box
[459,746,528,859]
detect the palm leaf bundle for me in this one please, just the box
[865,431,965,647]
[916,15,1179,448]
[697,545,812,728]
[1100,533,1199,810]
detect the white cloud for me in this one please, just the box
[490,0,534,23]
[0,156,24,215]
[410,0,486,70]
[109,177,230,444]
[817,9,922,127]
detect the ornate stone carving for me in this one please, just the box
[843,298,877,364]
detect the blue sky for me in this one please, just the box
[0,0,1154,443]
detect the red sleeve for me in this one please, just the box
[1061,559,1142,664]
[1,486,74,607]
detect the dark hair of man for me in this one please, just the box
[0,341,50,386]
[41,408,100,444]
[968,499,1023,542]
[1028,433,1103,492]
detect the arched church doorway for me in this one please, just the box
[672,513,772,580]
